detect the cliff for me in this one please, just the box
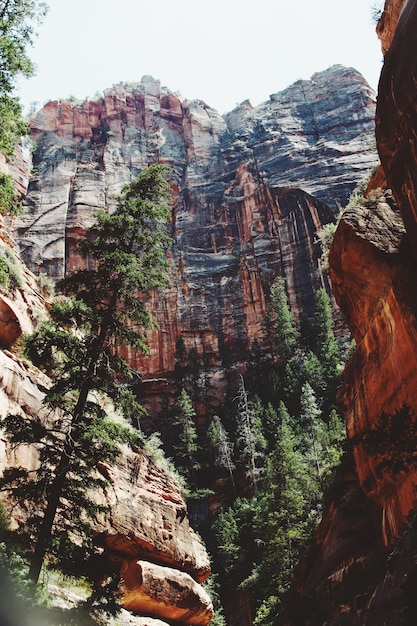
[8,66,378,419]
[284,1,417,622]
[0,226,212,624]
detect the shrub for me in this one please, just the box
[0,172,22,216]
[0,247,24,291]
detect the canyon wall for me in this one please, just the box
[9,66,378,417]
[0,229,212,625]
[285,1,417,623]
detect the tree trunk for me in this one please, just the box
[29,453,71,582]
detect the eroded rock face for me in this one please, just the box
[120,560,213,626]
[0,348,211,623]
[10,67,378,416]
[286,2,417,621]
[330,191,417,544]
[94,447,210,584]
[376,0,417,258]
[0,220,46,349]
[376,0,410,55]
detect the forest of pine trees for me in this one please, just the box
[163,278,347,625]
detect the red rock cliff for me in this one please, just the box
[10,68,378,418]
[0,223,212,625]
[284,2,417,622]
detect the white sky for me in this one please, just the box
[17,0,384,115]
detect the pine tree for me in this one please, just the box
[0,164,172,583]
[235,377,267,495]
[254,411,310,624]
[299,382,325,486]
[313,288,341,402]
[208,415,236,496]
[269,277,299,364]
[173,388,200,489]
[0,0,47,213]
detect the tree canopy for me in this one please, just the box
[0,0,47,213]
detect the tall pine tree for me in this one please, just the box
[0,164,172,583]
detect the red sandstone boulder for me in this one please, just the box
[120,560,213,626]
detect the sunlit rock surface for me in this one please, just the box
[10,66,378,416]
[120,560,213,625]
[284,2,417,622]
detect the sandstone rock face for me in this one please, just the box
[95,447,210,584]
[286,2,417,621]
[0,138,33,197]
[0,350,211,623]
[0,220,47,349]
[376,0,410,55]
[376,0,417,258]
[0,231,211,623]
[330,191,417,544]
[10,67,378,415]
[120,560,213,625]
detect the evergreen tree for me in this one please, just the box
[254,411,310,625]
[269,277,299,364]
[235,377,267,495]
[263,402,280,448]
[0,164,172,583]
[0,0,47,213]
[299,382,325,486]
[208,415,236,496]
[172,388,200,489]
[313,288,341,402]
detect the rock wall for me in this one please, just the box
[332,0,417,555]
[0,227,212,624]
[0,343,212,625]
[284,1,417,622]
[10,66,378,417]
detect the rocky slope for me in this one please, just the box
[0,225,212,624]
[0,347,212,625]
[284,1,417,623]
[8,65,378,419]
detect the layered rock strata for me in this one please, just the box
[9,67,378,415]
[285,1,417,622]
[0,345,212,624]
[330,191,417,530]
[0,227,211,624]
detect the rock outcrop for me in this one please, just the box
[0,341,212,624]
[284,1,417,622]
[9,66,378,418]
[120,560,212,625]
[0,228,212,623]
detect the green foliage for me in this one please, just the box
[0,500,9,535]
[312,288,342,406]
[0,171,22,214]
[347,179,384,210]
[0,0,47,159]
[316,221,337,271]
[360,404,417,476]
[269,277,299,363]
[0,245,24,290]
[37,272,55,297]
[212,497,262,587]
[208,415,236,495]
[143,432,187,491]
[0,165,172,585]
[172,389,200,490]
[203,574,227,626]
[235,378,267,495]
